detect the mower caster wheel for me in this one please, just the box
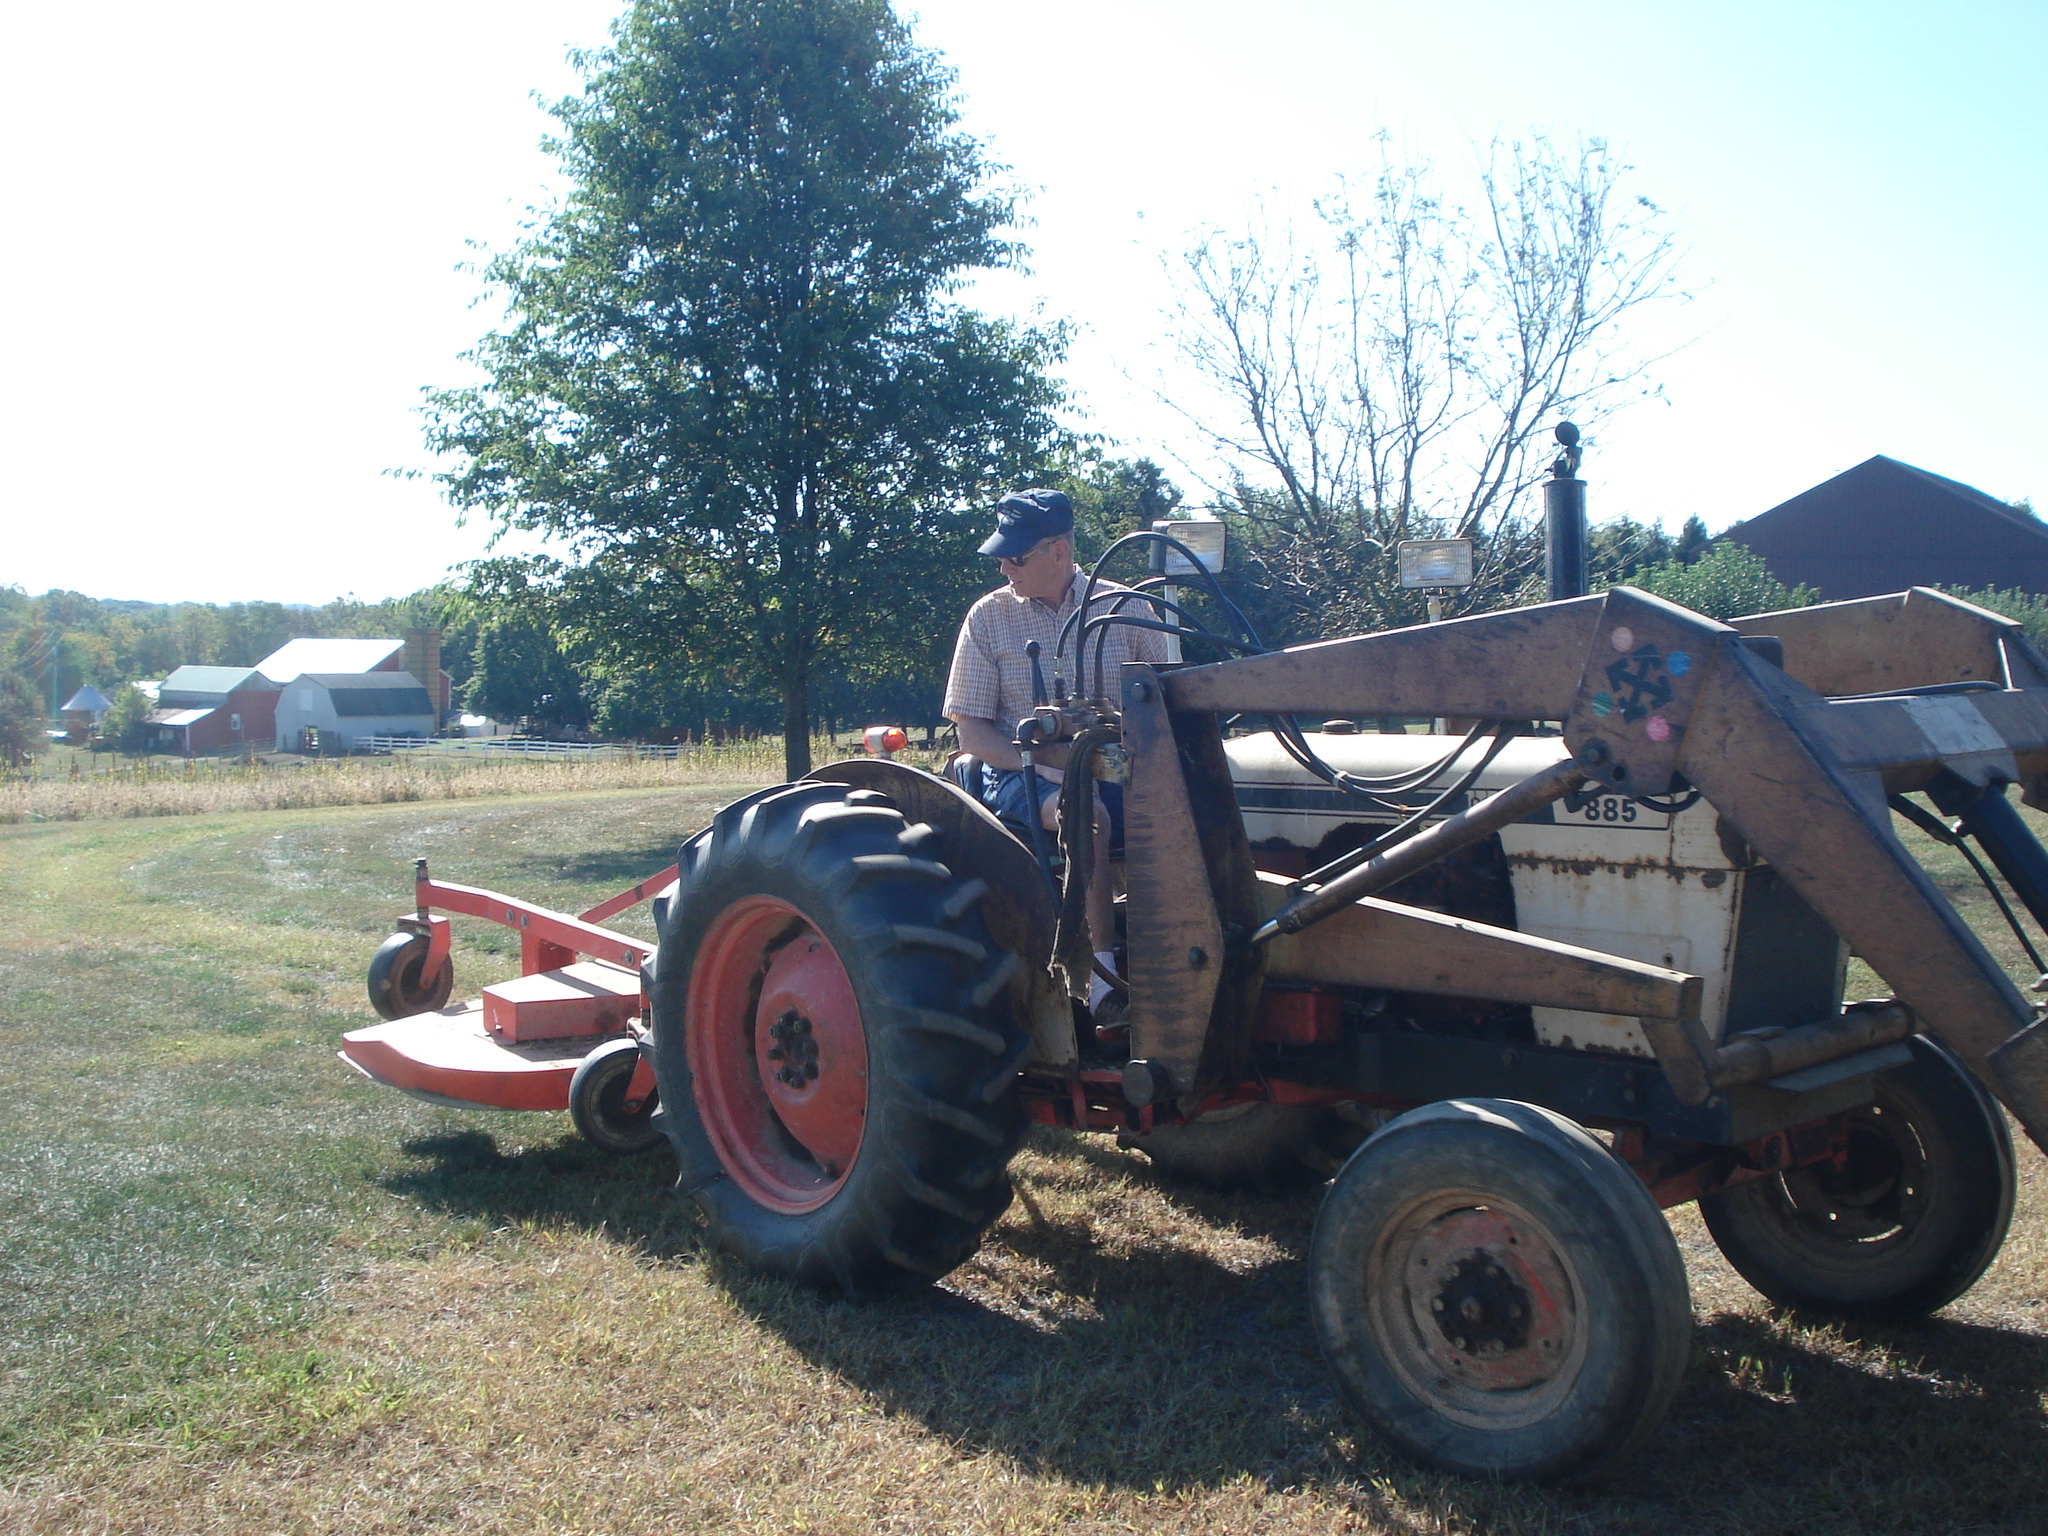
[1700,1034,2015,1321]
[1310,1098,1691,1485]
[569,1038,664,1155]
[366,932,453,1020]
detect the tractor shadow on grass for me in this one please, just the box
[380,1128,703,1258]
[378,1128,2048,1531]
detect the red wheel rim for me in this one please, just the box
[686,895,869,1213]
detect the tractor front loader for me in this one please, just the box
[343,580,2048,1485]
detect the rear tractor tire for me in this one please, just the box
[1310,1098,1692,1485]
[649,782,1030,1296]
[367,931,453,1020]
[1699,1034,2015,1321]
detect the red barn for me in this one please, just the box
[145,667,281,755]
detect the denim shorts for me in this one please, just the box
[980,767,1124,846]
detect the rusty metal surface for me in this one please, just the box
[1801,690,2048,793]
[1170,700,1268,1088]
[804,758,1074,1069]
[1118,665,1227,1096]
[1561,588,1730,796]
[1154,584,2048,1151]
[1708,1001,1916,1089]
[1673,636,2048,1146]
[1162,594,1608,720]
[1730,587,2018,698]
[1257,872,1702,1021]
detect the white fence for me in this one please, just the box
[357,736,685,760]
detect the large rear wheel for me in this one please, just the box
[650,782,1029,1295]
[1310,1098,1692,1484]
[1699,1034,2015,1320]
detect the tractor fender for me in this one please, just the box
[805,758,1075,1068]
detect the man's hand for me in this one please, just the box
[950,716,1071,773]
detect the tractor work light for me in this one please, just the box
[1397,538,1475,589]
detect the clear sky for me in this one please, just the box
[4,0,2042,605]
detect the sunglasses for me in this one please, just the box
[995,540,1059,569]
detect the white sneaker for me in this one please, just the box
[1087,950,1119,1011]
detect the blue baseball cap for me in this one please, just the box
[978,488,1074,559]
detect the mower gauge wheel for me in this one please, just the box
[1310,1098,1691,1484]
[569,1037,664,1155]
[366,932,454,1021]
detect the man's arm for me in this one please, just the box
[951,716,1022,771]
[948,714,1067,778]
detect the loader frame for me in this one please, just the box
[1102,585,2048,1165]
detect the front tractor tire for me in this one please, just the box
[1698,1034,2016,1321]
[1311,1098,1692,1485]
[650,782,1030,1296]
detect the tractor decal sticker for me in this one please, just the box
[1603,644,1675,724]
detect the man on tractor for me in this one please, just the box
[943,488,1171,1007]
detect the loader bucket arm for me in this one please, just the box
[1153,587,2048,1155]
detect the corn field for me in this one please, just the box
[0,738,950,824]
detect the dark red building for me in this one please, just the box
[1726,456,2048,601]
[146,667,280,755]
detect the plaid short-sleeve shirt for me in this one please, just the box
[944,569,1172,735]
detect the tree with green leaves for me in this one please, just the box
[94,682,154,755]
[464,612,589,732]
[1623,540,1816,620]
[427,0,1067,778]
[1058,455,1184,558]
[0,667,44,769]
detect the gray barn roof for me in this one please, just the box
[62,685,111,713]
[159,665,274,704]
[293,672,434,717]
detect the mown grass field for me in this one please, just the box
[0,778,2044,1534]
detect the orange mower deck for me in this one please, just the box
[347,862,674,1113]
[341,1001,610,1111]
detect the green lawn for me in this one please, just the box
[0,784,2044,1534]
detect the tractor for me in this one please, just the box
[342,559,2048,1484]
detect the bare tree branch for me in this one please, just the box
[1163,135,1687,639]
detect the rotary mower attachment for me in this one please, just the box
[338,858,676,1153]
